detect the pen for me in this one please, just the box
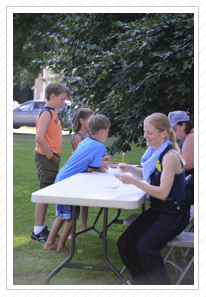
[122,152,125,163]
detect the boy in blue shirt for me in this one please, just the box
[43,114,111,251]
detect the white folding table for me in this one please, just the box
[31,170,146,285]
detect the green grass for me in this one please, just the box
[13,134,194,286]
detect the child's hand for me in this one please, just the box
[99,163,109,172]
[118,163,130,173]
[102,155,111,162]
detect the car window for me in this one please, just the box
[19,102,35,110]
[34,102,46,109]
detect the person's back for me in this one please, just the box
[56,136,106,183]
[43,114,111,251]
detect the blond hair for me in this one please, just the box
[88,114,111,135]
[144,113,180,153]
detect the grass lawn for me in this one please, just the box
[13,134,194,286]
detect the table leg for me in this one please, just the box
[102,208,127,285]
[45,207,127,285]
[100,208,123,237]
[45,206,77,285]
[75,207,104,237]
[76,208,123,238]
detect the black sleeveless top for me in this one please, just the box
[150,145,187,204]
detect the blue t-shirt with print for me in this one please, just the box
[55,136,106,183]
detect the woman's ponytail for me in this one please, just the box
[168,128,180,153]
[168,128,185,165]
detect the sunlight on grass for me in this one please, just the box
[13,235,29,248]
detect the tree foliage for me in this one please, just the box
[13,13,67,74]
[13,13,67,101]
[20,13,194,154]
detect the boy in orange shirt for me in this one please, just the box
[31,82,70,242]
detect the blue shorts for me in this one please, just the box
[55,204,80,220]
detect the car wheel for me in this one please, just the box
[13,126,20,129]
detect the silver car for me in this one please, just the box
[13,100,73,129]
[13,100,46,129]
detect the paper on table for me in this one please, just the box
[107,167,121,175]
[108,167,149,184]
[98,168,122,189]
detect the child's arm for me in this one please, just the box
[85,168,93,173]
[86,146,109,173]
[182,133,194,171]
[93,164,108,172]
[85,164,108,173]
[36,111,53,159]
[72,134,84,151]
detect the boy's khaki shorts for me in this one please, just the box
[34,150,60,189]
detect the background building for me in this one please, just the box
[31,68,54,100]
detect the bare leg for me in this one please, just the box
[68,206,92,239]
[81,206,92,235]
[57,219,72,252]
[35,203,48,226]
[44,217,65,250]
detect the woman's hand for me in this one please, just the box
[115,173,134,184]
[118,163,130,173]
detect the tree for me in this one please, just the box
[13,13,68,101]
[33,13,194,154]
[13,67,35,103]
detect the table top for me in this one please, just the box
[31,169,146,209]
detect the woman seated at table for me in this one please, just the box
[115,112,190,285]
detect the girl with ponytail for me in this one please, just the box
[69,108,110,238]
[71,108,94,152]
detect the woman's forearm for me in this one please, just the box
[131,177,169,201]
[128,165,143,179]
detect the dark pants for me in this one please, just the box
[34,150,60,189]
[117,202,190,285]
[187,183,194,205]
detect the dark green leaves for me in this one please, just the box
[17,13,194,154]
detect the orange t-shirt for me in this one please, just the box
[35,107,62,156]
